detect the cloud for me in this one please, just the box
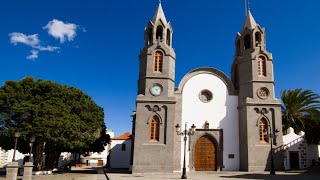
[9,32,59,60]
[43,19,79,43]
[37,46,59,52]
[26,50,39,60]
[9,19,83,60]
[9,33,40,47]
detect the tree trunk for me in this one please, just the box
[45,150,62,170]
[33,141,45,171]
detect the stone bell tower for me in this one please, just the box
[231,10,284,171]
[131,2,177,173]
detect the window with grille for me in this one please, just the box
[259,118,268,143]
[258,56,266,76]
[154,51,163,72]
[150,115,160,142]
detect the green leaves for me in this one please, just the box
[0,76,107,168]
[281,89,320,144]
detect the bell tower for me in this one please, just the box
[137,2,176,97]
[132,2,177,173]
[231,10,284,171]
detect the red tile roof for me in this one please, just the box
[112,132,132,140]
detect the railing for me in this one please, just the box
[274,136,305,153]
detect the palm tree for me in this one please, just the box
[281,89,320,134]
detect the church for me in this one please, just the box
[131,2,284,173]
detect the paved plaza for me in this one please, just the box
[0,166,319,180]
[106,171,320,180]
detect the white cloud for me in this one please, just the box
[9,19,82,60]
[26,50,39,60]
[43,19,78,43]
[9,32,59,60]
[37,45,59,52]
[9,33,40,47]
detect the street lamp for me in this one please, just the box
[12,132,21,162]
[175,122,196,179]
[267,127,279,175]
[29,136,35,162]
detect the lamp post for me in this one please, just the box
[175,122,196,179]
[268,128,279,175]
[12,132,21,162]
[29,136,35,162]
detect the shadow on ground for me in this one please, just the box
[105,168,131,174]
[219,166,320,180]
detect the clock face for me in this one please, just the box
[150,84,163,96]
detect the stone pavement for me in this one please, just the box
[0,168,107,180]
[0,173,107,180]
[106,166,320,180]
[0,166,319,180]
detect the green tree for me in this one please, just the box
[281,89,320,143]
[0,77,108,170]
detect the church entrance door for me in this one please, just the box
[194,135,216,171]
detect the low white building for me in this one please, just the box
[0,148,26,167]
[80,129,115,167]
[109,132,132,169]
[283,127,320,170]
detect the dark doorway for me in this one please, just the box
[289,151,300,169]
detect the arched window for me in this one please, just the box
[244,34,251,49]
[234,64,239,85]
[259,118,268,143]
[258,56,266,76]
[147,28,153,45]
[154,51,163,72]
[255,32,261,47]
[236,40,241,55]
[156,26,163,40]
[150,115,160,141]
[166,29,171,46]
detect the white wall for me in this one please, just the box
[181,73,239,171]
[79,129,115,167]
[282,127,320,170]
[110,139,131,169]
[6,149,26,166]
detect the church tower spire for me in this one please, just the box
[139,2,175,96]
[242,10,257,31]
[231,9,284,171]
[144,2,173,48]
[151,2,167,25]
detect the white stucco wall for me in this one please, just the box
[282,127,320,169]
[80,129,115,167]
[110,139,132,169]
[181,73,239,171]
[6,149,26,166]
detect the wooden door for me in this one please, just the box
[98,160,103,167]
[194,135,216,171]
[289,152,299,169]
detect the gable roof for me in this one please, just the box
[112,132,132,140]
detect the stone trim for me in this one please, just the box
[188,129,224,172]
[177,67,236,95]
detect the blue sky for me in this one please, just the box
[1,0,319,136]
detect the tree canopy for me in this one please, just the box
[281,88,320,144]
[0,77,109,169]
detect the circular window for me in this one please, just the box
[199,90,213,103]
[257,87,269,99]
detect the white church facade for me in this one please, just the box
[131,3,284,173]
